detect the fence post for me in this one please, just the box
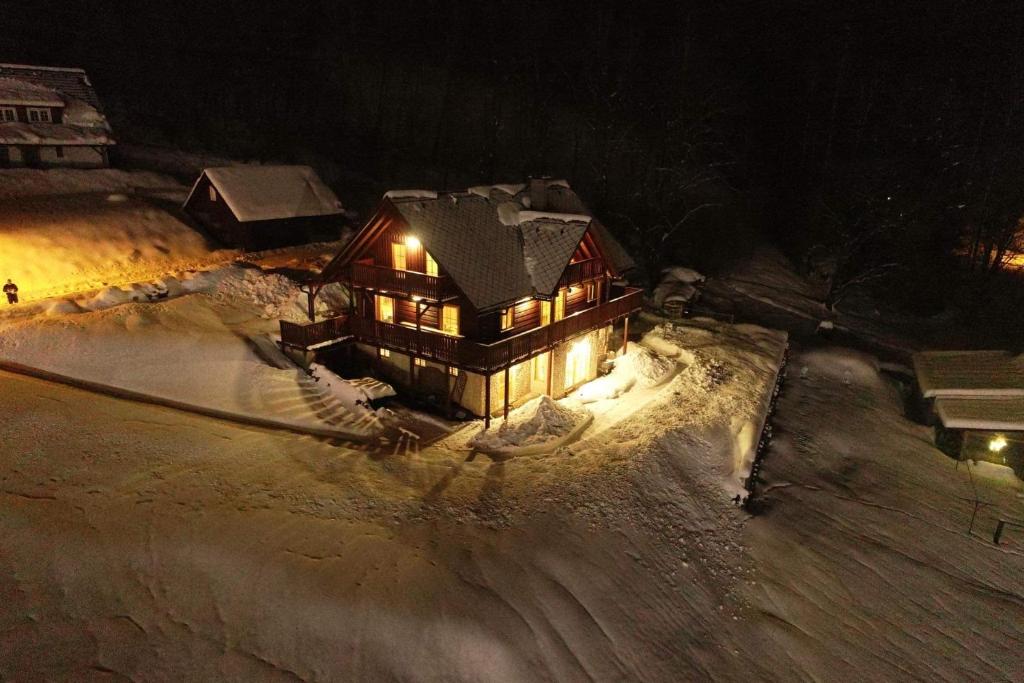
[994,520,1006,545]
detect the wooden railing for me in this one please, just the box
[279,288,644,371]
[346,262,451,300]
[351,287,643,372]
[280,314,350,349]
[558,258,606,289]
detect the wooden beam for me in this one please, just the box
[622,315,629,355]
[484,373,491,429]
[546,349,553,397]
[503,366,510,420]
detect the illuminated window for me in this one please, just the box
[532,352,548,382]
[540,299,551,326]
[554,289,566,321]
[500,307,514,330]
[391,242,407,270]
[415,358,427,367]
[208,185,217,202]
[448,366,459,376]
[425,252,439,277]
[26,107,51,123]
[586,282,597,302]
[378,348,390,358]
[375,295,394,323]
[0,107,15,122]
[442,305,459,335]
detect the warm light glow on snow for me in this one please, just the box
[405,235,421,248]
[989,435,1008,452]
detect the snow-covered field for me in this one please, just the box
[0,169,236,303]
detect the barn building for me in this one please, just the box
[0,63,114,168]
[279,178,641,424]
[183,165,346,252]
[912,350,1024,473]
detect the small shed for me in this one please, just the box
[183,165,345,251]
[912,350,1024,472]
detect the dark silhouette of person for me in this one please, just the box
[3,279,18,305]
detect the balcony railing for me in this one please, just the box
[279,287,643,372]
[557,258,606,290]
[346,262,451,301]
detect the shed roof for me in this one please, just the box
[934,396,1024,431]
[913,351,1024,398]
[189,165,344,223]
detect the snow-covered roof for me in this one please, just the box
[0,122,113,146]
[0,78,63,106]
[934,396,1024,431]
[0,64,105,111]
[189,166,344,223]
[913,351,1024,398]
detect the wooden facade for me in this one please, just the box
[282,194,642,424]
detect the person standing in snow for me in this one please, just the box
[3,279,18,305]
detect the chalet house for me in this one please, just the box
[912,350,1024,472]
[0,63,114,168]
[183,165,345,252]
[280,178,642,425]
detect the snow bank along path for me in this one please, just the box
[0,265,381,441]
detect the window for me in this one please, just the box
[448,367,459,376]
[55,146,64,159]
[0,107,15,122]
[442,304,459,335]
[375,295,394,323]
[586,282,597,302]
[425,252,439,277]
[415,358,427,367]
[554,289,566,321]
[391,242,407,270]
[532,352,549,382]
[540,299,551,326]
[208,185,217,202]
[378,348,391,358]
[26,107,51,123]
[500,307,514,331]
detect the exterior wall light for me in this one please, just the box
[989,435,1008,453]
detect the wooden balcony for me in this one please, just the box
[345,262,452,301]
[280,314,350,350]
[557,258,606,290]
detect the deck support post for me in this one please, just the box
[484,373,491,429]
[546,349,553,397]
[622,315,629,355]
[409,354,416,387]
[503,366,510,421]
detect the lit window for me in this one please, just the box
[532,352,548,382]
[425,252,439,277]
[208,185,217,202]
[0,107,15,122]
[415,358,427,367]
[442,304,459,335]
[379,348,390,358]
[500,307,514,331]
[448,366,459,376]
[586,282,597,302]
[375,295,394,323]
[392,242,407,270]
[26,107,51,123]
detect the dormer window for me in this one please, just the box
[0,107,15,122]
[26,107,52,123]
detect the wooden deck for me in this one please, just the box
[344,262,453,301]
[281,287,643,373]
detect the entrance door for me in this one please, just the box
[563,336,591,390]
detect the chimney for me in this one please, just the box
[529,177,548,211]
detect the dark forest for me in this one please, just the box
[5,1,1024,340]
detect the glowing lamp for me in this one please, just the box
[989,436,1008,453]
[405,235,421,248]
[411,295,422,302]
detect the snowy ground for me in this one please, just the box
[0,264,376,439]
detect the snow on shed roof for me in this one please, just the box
[192,166,344,223]
[934,396,1024,431]
[0,78,63,106]
[0,64,104,111]
[913,350,1024,398]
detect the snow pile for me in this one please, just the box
[384,189,438,200]
[208,267,305,319]
[470,395,592,455]
[653,265,705,309]
[308,363,383,424]
[575,345,676,403]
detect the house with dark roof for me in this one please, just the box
[0,63,114,168]
[183,165,346,251]
[912,350,1024,473]
[279,178,642,424]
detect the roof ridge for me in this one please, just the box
[0,63,87,73]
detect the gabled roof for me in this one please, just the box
[543,182,637,274]
[0,77,63,106]
[0,64,103,110]
[186,165,344,223]
[913,350,1024,399]
[328,180,635,311]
